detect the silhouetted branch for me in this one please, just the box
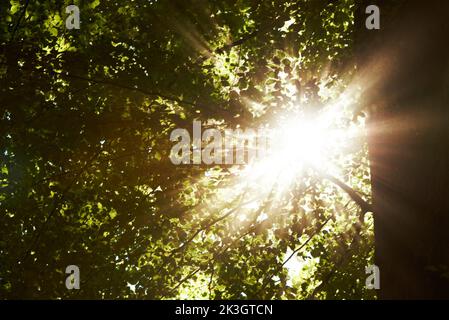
[311,166,373,215]
[10,0,30,42]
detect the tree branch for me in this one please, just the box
[311,166,373,215]
[10,0,30,42]
[60,72,199,108]
[256,215,332,297]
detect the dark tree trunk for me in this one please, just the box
[356,0,449,299]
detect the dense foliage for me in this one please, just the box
[0,0,374,299]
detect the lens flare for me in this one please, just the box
[238,94,362,199]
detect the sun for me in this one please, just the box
[274,116,330,168]
[236,94,361,198]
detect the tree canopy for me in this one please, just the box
[0,0,376,299]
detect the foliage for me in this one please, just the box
[0,0,374,299]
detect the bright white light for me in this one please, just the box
[236,100,360,199]
[236,118,327,197]
[274,117,329,168]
